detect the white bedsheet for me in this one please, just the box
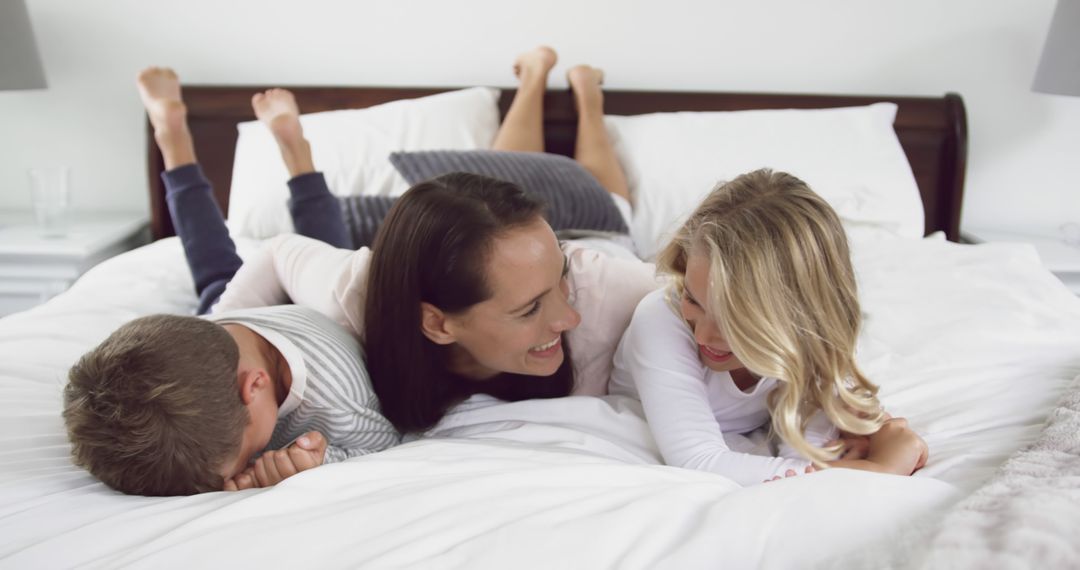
[1,235,1079,568]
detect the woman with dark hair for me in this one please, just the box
[365,173,580,431]
[214,47,660,433]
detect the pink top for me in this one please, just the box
[215,235,662,395]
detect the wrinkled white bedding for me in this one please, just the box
[835,372,1080,569]
[1,235,1079,568]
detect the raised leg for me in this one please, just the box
[138,67,241,314]
[162,165,241,314]
[252,89,351,249]
[137,67,196,170]
[491,46,558,153]
[568,65,630,203]
[252,89,314,178]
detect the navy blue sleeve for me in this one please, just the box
[287,172,352,249]
[162,164,242,315]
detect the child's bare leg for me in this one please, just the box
[253,88,350,248]
[139,67,241,313]
[137,67,195,170]
[491,46,557,153]
[252,89,315,177]
[568,65,630,203]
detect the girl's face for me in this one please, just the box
[681,247,746,373]
[445,219,581,379]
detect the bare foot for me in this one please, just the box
[252,88,313,177]
[136,67,186,136]
[567,65,604,111]
[137,66,194,169]
[252,88,304,147]
[513,46,558,85]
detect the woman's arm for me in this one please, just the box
[212,234,370,335]
[562,242,662,396]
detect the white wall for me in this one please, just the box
[1,0,1076,235]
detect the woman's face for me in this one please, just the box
[680,247,746,373]
[445,218,581,378]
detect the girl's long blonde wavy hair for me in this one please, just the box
[657,169,884,465]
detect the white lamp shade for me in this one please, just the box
[0,0,47,91]
[1033,0,1080,96]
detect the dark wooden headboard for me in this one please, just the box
[147,87,967,241]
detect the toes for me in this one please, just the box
[136,67,157,84]
[514,45,558,78]
[138,66,174,81]
[567,66,602,88]
[537,45,557,64]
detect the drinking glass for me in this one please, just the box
[28,166,70,237]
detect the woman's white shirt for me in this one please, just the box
[215,234,371,334]
[610,288,836,486]
[214,234,661,395]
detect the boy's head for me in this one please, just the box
[63,314,251,496]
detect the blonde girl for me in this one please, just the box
[610,169,927,485]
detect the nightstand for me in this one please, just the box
[963,227,1080,295]
[0,211,151,317]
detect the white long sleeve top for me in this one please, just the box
[610,288,837,486]
[215,234,662,395]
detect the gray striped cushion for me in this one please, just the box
[338,195,396,249]
[391,150,628,234]
[337,150,629,249]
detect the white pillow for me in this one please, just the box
[604,103,922,260]
[227,87,501,239]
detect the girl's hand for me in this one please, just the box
[825,418,928,476]
[829,435,871,461]
[866,417,928,475]
[763,464,816,484]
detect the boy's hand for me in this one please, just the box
[224,431,328,491]
[287,431,329,471]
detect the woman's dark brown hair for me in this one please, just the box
[364,172,574,432]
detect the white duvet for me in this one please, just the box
[2,235,1079,568]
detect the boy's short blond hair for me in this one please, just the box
[63,314,249,495]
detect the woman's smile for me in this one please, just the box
[528,336,562,358]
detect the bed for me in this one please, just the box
[2,85,1079,569]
